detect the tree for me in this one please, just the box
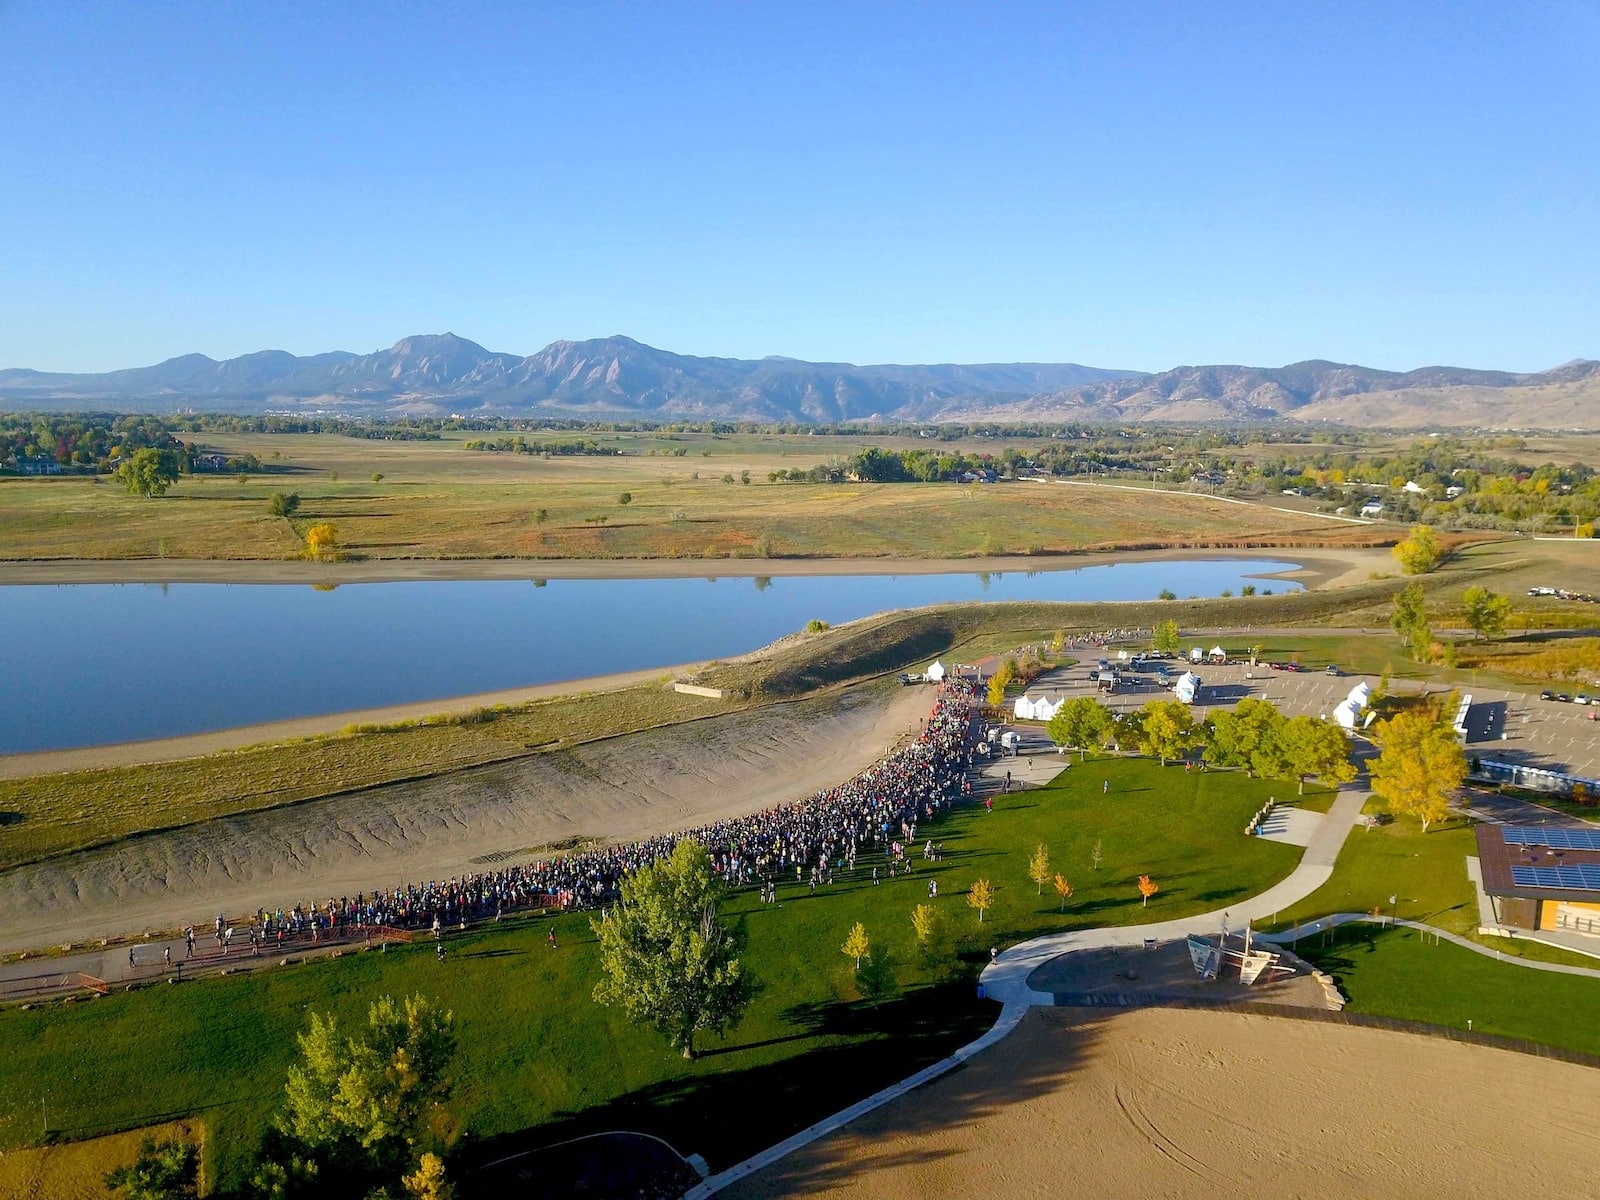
[1461,585,1511,640]
[1152,618,1180,655]
[116,447,181,497]
[1577,522,1595,539]
[403,1153,455,1200]
[1277,716,1357,795]
[967,878,995,923]
[1158,587,1177,601]
[267,491,301,517]
[618,492,633,505]
[1047,696,1113,760]
[1391,583,1432,662]
[1392,524,1442,575]
[910,903,951,972]
[986,661,1014,708]
[592,839,752,1058]
[1053,873,1073,912]
[1028,844,1051,895]
[1137,699,1200,765]
[1369,710,1467,832]
[841,921,870,971]
[105,1137,199,1200]
[1203,697,1284,775]
[1137,875,1159,908]
[306,522,340,558]
[281,994,456,1184]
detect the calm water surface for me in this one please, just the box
[0,559,1298,752]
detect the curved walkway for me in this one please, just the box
[688,783,1371,1197]
[1258,914,1600,981]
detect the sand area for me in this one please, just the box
[0,684,931,954]
[724,1005,1600,1200]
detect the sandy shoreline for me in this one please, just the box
[0,545,1383,590]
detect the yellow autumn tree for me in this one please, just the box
[1137,874,1159,908]
[841,921,870,971]
[403,1153,455,1200]
[1368,709,1467,832]
[967,879,995,923]
[305,522,340,560]
[1053,873,1073,912]
[1028,844,1051,895]
[986,662,1013,708]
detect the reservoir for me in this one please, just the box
[0,558,1298,752]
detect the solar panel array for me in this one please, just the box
[1501,826,1600,852]
[1509,864,1600,891]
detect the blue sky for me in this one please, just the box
[3,2,1597,373]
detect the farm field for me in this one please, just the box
[0,756,1300,1192]
[0,430,1376,562]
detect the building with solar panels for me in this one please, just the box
[1476,825,1600,939]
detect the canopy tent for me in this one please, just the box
[926,661,946,682]
[1014,694,1064,722]
[1209,645,1227,661]
[1345,681,1371,708]
[1333,698,1362,730]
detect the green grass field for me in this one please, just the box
[1303,925,1600,1058]
[0,430,1370,562]
[0,755,1299,1191]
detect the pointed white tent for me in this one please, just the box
[926,660,946,682]
[1345,681,1371,708]
[1333,698,1361,730]
[1209,645,1227,662]
[1175,672,1201,704]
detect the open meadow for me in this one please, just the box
[0,429,1378,562]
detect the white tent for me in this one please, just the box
[1013,695,1064,722]
[1333,698,1361,730]
[926,660,946,682]
[1209,645,1227,662]
[1345,681,1371,708]
[1175,672,1201,704]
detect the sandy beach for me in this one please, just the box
[724,1005,1600,1200]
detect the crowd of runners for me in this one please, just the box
[200,679,982,949]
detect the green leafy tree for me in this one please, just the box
[1046,696,1113,759]
[267,491,301,517]
[1151,618,1180,655]
[1277,715,1357,795]
[592,839,753,1058]
[116,447,181,497]
[1203,697,1284,775]
[1461,585,1511,640]
[1391,583,1432,662]
[1158,587,1177,601]
[104,1137,199,1200]
[1136,698,1200,765]
[1369,709,1467,831]
[1392,524,1442,574]
[281,994,457,1178]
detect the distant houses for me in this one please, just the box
[13,456,63,475]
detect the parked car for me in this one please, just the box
[1541,690,1556,700]
[1577,693,1591,705]
[1324,664,1341,676]
[1558,693,1572,703]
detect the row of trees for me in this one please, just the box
[1044,696,1357,792]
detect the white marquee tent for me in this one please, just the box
[1014,695,1065,722]
[926,661,946,682]
[1175,672,1201,704]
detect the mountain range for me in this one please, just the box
[3,334,1598,428]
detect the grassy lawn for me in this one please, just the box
[0,430,1369,562]
[0,755,1298,1192]
[1302,924,1600,1059]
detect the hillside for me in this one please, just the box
[2,336,1598,427]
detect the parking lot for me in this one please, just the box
[1011,652,1600,781]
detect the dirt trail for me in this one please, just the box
[0,685,931,954]
[724,1006,1600,1200]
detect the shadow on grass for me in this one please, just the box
[462,983,1025,1195]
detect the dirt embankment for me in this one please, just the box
[0,685,931,954]
[724,1005,1600,1200]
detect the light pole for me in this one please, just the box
[1389,894,1398,928]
